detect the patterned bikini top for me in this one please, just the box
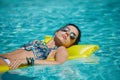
[23,40,58,60]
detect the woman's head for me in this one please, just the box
[54,24,81,47]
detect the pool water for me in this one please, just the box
[0,0,120,80]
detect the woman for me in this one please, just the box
[0,24,81,69]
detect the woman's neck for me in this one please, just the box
[46,38,58,48]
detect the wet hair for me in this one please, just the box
[56,23,81,45]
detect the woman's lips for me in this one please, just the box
[62,34,67,40]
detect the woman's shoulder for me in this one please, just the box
[57,46,66,50]
[57,46,68,54]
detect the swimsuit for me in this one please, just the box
[22,40,57,60]
[0,56,11,65]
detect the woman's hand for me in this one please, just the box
[9,59,25,70]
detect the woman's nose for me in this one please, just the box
[65,31,70,36]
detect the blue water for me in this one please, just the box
[0,0,120,80]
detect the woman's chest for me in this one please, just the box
[47,50,57,59]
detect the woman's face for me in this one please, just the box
[55,25,79,47]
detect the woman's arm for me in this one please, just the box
[35,46,68,65]
[9,46,68,69]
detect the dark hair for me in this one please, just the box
[56,23,81,45]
